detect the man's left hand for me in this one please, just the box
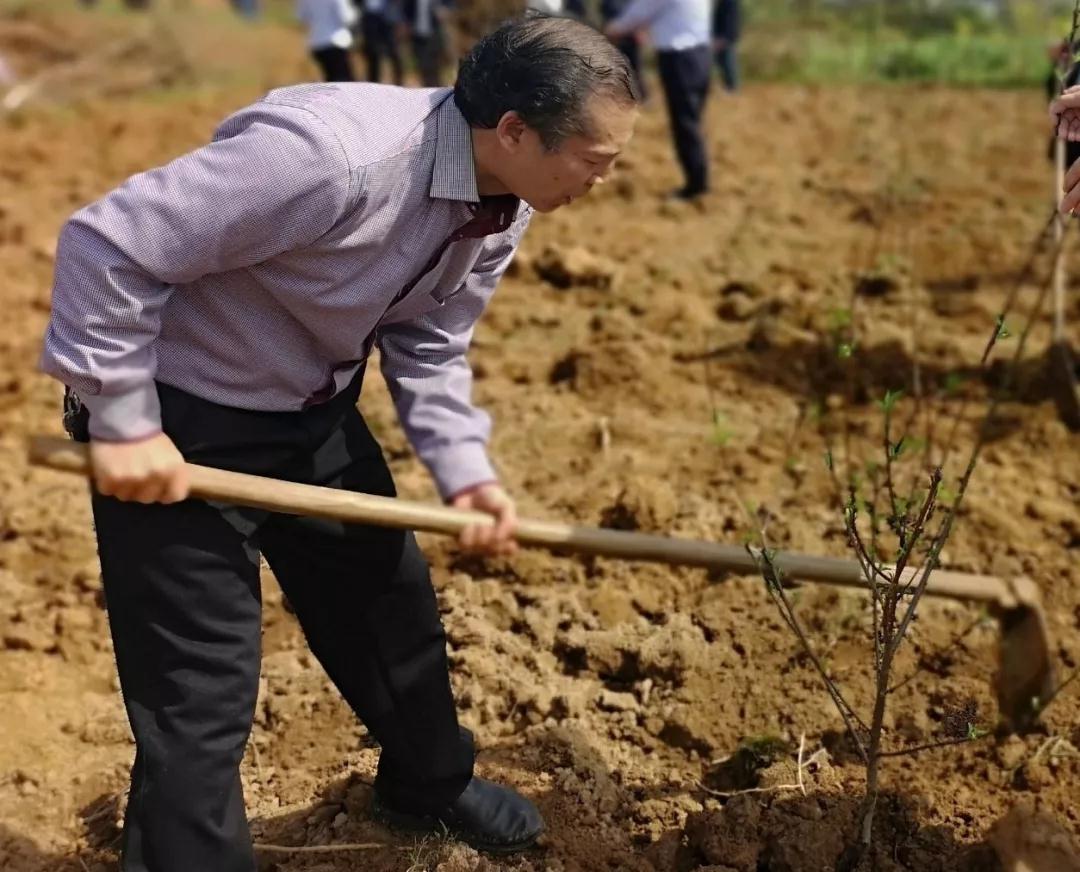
[1050,84,1080,139]
[450,483,519,557]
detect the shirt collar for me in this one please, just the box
[430,91,481,203]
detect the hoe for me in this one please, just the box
[29,435,1055,732]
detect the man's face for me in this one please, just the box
[495,96,638,213]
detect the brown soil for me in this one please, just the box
[2,7,1079,872]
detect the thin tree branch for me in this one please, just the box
[877,732,990,760]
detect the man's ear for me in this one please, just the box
[495,110,528,152]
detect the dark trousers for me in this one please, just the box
[657,45,712,195]
[312,45,355,82]
[715,43,739,91]
[412,33,444,87]
[362,12,403,85]
[69,375,473,872]
[614,34,647,101]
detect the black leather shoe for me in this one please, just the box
[373,776,544,854]
[668,186,708,202]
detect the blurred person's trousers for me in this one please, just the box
[657,45,711,195]
[412,32,445,87]
[613,34,647,101]
[312,45,356,82]
[362,12,404,85]
[231,0,259,19]
[65,373,474,872]
[715,43,739,91]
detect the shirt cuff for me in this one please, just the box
[80,383,163,442]
[426,441,498,502]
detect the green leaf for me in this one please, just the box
[889,437,906,460]
[711,410,733,447]
[827,307,852,330]
[879,389,903,413]
[944,372,965,395]
[837,342,855,359]
[995,314,1011,340]
[711,426,733,447]
[824,449,834,471]
[966,724,989,740]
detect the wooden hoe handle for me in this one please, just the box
[28,436,1022,607]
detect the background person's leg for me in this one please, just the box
[362,14,383,82]
[718,43,740,91]
[312,47,335,82]
[259,408,474,814]
[617,35,647,101]
[380,16,405,85]
[413,35,441,87]
[326,46,355,82]
[657,47,711,196]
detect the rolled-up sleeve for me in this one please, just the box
[40,100,353,441]
[378,210,531,500]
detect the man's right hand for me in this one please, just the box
[90,433,190,504]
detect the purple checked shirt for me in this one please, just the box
[40,83,533,499]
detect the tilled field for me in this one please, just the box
[1,9,1079,871]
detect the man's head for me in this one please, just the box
[455,15,640,213]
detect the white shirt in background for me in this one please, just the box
[296,0,358,50]
[414,0,435,37]
[611,0,710,51]
[527,0,565,14]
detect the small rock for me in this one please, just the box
[597,690,639,713]
[997,735,1027,771]
[534,246,618,291]
[990,800,1080,872]
[787,796,824,821]
[306,804,339,826]
[717,293,758,321]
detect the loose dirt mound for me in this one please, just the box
[1,8,1079,872]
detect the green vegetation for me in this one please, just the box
[742,0,1076,87]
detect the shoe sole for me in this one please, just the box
[372,798,543,855]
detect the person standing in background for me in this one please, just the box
[606,0,710,200]
[712,0,740,92]
[401,0,453,87]
[297,0,358,82]
[361,0,405,85]
[527,0,564,15]
[600,0,647,102]
[231,0,260,19]
[564,0,587,19]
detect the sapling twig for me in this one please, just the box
[749,157,1073,872]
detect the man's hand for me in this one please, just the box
[450,482,518,557]
[1061,154,1080,216]
[90,432,190,504]
[1050,84,1080,140]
